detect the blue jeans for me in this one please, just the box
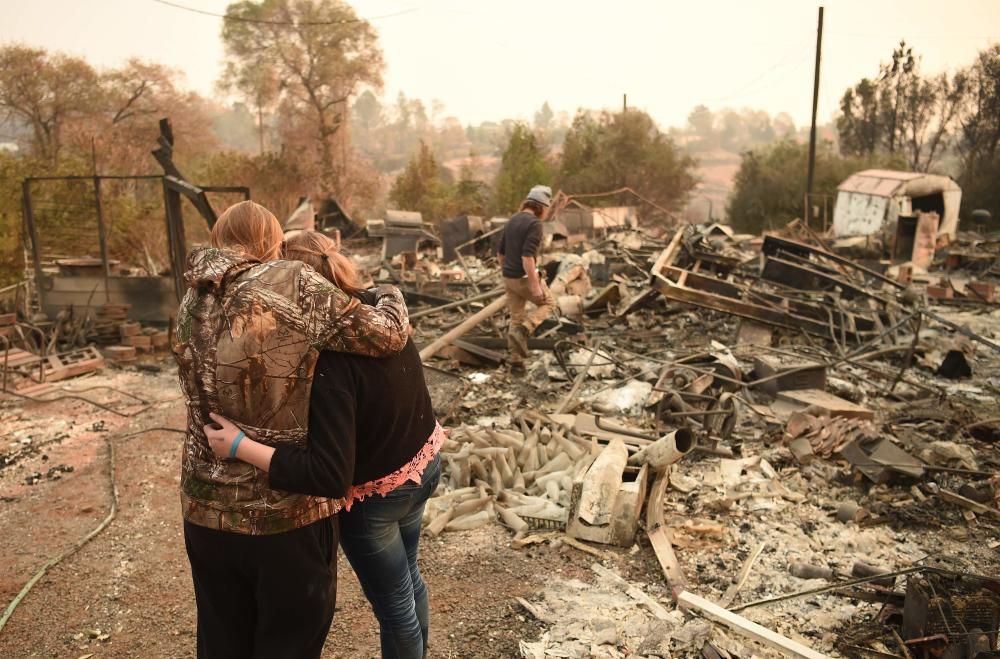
[340,453,441,659]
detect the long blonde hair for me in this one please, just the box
[211,200,284,262]
[282,231,364,296]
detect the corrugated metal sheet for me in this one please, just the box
[833,191,888,235]
[837,170,920,197]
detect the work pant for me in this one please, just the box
[184,517,338,659]
[340,453,442,659]
[503,275,556,336]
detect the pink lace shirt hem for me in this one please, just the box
[343,422,446,511]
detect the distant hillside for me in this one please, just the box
[682,148,742,223]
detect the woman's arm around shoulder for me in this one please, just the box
[298,265,409,357]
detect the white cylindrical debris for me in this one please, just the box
[452,495,491,517]
[426,508,454,537]
[544,479,561,502]
[496,505,529,533]
[628,429,694,469]
[537,451,571,476]
[445,510,492,531]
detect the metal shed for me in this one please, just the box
[832,169,962,240]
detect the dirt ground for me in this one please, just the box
[0,360,606,658]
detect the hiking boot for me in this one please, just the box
[507,325,530,359]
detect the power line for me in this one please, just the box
[825,30,997,42]
[702,45,812,103]
[149,0,418,26]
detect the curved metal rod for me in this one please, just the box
[40,384,149,406]
[16,323,48,358]
[0,389,149,417]
[553,339,622,380]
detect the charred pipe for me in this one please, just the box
[627,428,694,469]
[788,562,835,581]
[851,561,894,588]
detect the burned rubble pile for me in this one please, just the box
[389,218,1000,658]
[1,203,998,656]
[0,303,171,398]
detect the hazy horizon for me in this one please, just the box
[4,0,999,131]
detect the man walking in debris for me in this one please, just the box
[498,185,557,374]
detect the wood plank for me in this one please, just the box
[419,295,507,361]
[2,352,42,368]
[719,542,767,608]
[648,528,686,598]
[576,439,628,526]
[645,469,687,599]
[450,339,505,365]
[776,389,874,420]
[677,591,831,659]
[939,489,1000,519]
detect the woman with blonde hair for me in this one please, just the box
[174,202,410,659]
[206,230,444,659]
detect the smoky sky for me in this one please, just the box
[3,0,998,129]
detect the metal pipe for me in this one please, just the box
[409,287,504,320]
[92,176,112,303]
[26,175,163,182]
[628,429,695,469]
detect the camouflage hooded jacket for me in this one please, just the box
[173,247,409,535]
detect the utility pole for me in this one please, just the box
[623,93,627,112]
[805,6,824,222]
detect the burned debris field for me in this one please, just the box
[3,2,1000,658]
[2,170,999,657]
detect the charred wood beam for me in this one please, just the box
[152,118,218,228]
[163,176,216,228]
[203,186,251,199]
[162,179,187,302]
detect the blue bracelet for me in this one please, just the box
[229,431,246,459]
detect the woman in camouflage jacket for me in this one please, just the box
[173,201,409,659]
